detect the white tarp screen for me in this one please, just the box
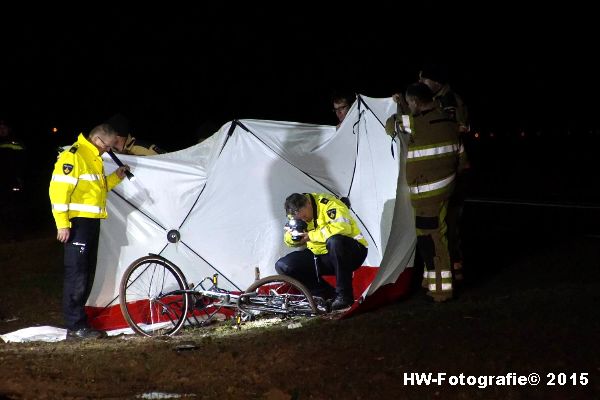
[88,95,416,325]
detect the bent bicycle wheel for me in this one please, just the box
[119,255,190,337]
[238,274,317,317]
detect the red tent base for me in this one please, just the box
[87,304,129,331]
[345,266,414,317]
[321,264,414,317]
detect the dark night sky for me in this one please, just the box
[1,6,598,152]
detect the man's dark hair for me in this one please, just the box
[284,193,308,215]
[331,92,354,105]
[105,114,130,138]
[405,82,434,103]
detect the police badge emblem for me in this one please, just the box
[63,163,74,174]
[327,209,337,219]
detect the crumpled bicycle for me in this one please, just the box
[119,254,326,337]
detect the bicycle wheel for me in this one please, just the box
[238,274,317,317]
[119,255,190,337]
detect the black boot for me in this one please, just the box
[66,327,107,340]
[330,295,354,311]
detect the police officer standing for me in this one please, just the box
[106,114,165,156]
[49,124,130,339]
[275,193,368,311]
[386,83,461,302]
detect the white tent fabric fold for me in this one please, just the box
[87,95,416,329]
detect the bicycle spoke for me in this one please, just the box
[120,256,189,337]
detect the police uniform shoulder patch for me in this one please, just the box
[63,163,74,175]
[327,209,337,219]
[69,146,78,153]
[320,198,329,204]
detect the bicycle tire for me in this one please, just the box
[119,255,190,337]
[238,274,317,317]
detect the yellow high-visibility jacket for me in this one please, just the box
[49,134,123,229]
[284,193,368,255]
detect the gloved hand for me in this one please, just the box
[385,114,397,137]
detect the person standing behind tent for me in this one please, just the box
[49,124,130,340]
[275,193,368,311]
[332,93,353,129]
[418,63,471,282]
[385,82,461,302]
[106,113,166,155]
[0,119,27,240]
[0,118,26,173]
[418,63,469,134]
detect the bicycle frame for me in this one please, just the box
[119,254,321,337]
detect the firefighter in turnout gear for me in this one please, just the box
[386,82,461,302]
[49,124,130,340]
[275,193,368,311]
[419,64,471,281]
[418,63,469,134]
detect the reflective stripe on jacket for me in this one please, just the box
[397,108,460,201]
[49,133,123,229]
[284,193,368,255]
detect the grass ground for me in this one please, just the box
[1,201,599,399]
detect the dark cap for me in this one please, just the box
[420,63,449,85]
[105,114,130,137]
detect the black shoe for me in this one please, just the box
[66,327,107,340]
[312,284,336,301]
[313,290,336,303]
[330,296,354,311]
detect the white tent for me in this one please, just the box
[86,95,416,329]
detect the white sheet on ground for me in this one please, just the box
[0,326,136,343]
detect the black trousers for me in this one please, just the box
[63,217,100,330]
[275,235,367,299]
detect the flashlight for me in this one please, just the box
[107,149,135,181]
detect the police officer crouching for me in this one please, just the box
[275,193,368,311]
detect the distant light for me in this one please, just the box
[12,187,21,192]
[51,127,58,134]
[474,132,480,139]
[520,131,526,138]
[489,132,495,138]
